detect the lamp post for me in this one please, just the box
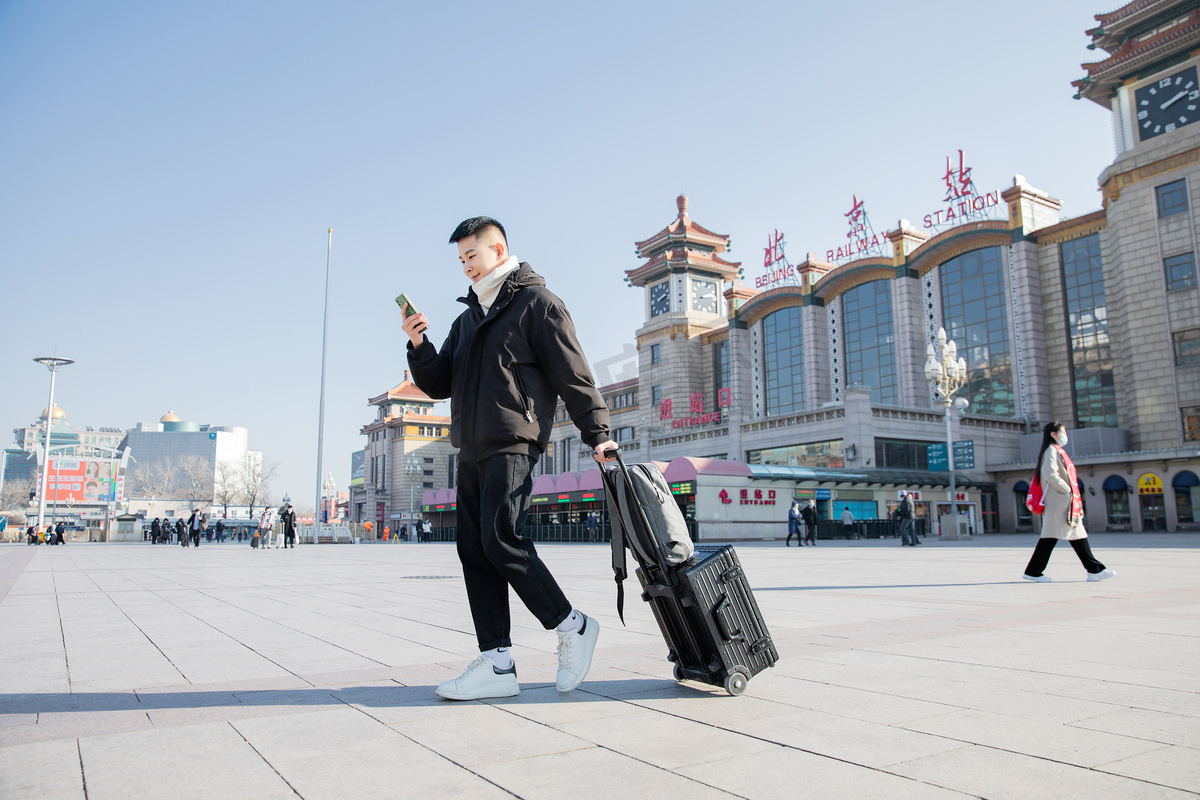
[33,357,73,530]
[924,327,968,538]
[404,454,420,536]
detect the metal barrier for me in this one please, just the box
[815,519,927,540]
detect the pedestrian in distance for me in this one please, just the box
[801,500,817,545]
[151,517,161,545]
[54,521,65,545]
[281,504,296,548]
[1022,422,1115,583]
[404,216,618,701]
[895,491,919,546]
[586,512,599,543]
[786,500,801,547]
[841,506,856,539]
[215,518,225,543]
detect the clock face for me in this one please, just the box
[1136,66,1200,142]
[650,282,670,316]
[692,280,718,313]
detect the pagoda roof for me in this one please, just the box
[625,246,743,287]
[1075,2,1200,105]
[368,371,434,406]
[633,195,736,259]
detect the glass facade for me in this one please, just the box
[1156,179,1189,218]
[939,247,1015,416]
[762,307,804,416]
[874,438,932,470]
[1061,234,1117,428]
[1165,252,1198,291]
[747,440,843,468]
[841,280,897,405]
[712,339,729,410]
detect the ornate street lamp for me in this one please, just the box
[404,454,421,534]
[33,356,73,530]
[924,328,970,537]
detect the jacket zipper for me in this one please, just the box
[513,367,534,423]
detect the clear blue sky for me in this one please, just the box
[0,1,1113,508]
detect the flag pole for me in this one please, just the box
[315,229,332,536]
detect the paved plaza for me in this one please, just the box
[1,534,1198,799]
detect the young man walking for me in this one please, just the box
[404,216,617,701]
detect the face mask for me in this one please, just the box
[1057,432,1068,445]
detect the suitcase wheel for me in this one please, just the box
[673,663,685,682]
[723,670,748,696]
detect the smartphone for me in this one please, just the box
[395,293,427,332]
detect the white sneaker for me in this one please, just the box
[1087,569,1116,582]
[435,655,519,700]
[556,613,599,692]
[1022,574,1052,583]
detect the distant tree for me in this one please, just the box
[0,478,34,512]
[176,455,214,508]
[240,457,278,522]
[214,460,246,517]
[129,462,177,499]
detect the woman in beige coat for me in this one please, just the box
[1023,422,1115,582]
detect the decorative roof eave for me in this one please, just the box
[367,372,434,406]
[904,221,1013,275]
[734,284,805,327]
[634,220,731,256]
[813,259,897,301]
[624,250,743,286]
[1027,209,1108,244]
[1075,12,1200,103]
[1093,0,1180,43]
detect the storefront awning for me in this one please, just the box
[1102,475,1128,492]
[746,464,994,489]
[1172,471,1199,488]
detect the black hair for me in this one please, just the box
[1034,421,1064,479]
[449,216,507,245]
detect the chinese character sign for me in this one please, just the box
[844,194,865,238]
[689,392,704,415]
[718,388,732,408]
[943,149,973,201]
[762,229,786,269]
[659,398,673,420]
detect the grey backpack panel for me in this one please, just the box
[614,462,694,567]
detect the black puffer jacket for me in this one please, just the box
[407,263,611,463]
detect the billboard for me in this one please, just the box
[45,458,117,503]
[350,449,365,487]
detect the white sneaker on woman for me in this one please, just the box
[1087,569,1116,582]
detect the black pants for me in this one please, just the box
[1024,537,1106,576]
[456,453,572,651]
[786,527,799,545]
[191,531,200,547]
[285,531,295,547]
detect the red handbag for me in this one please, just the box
[1026,476,1045,516]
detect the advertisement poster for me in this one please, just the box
[350,450,365,487]
[45,459,117,503]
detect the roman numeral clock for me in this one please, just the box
[1136,65,1200,141]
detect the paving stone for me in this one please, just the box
[0,537,1196,798]
[0,738,84,799]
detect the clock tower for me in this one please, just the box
[1075,2,1200,154]
[627,195,741,443]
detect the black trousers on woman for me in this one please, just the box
[1024,537,1106,577]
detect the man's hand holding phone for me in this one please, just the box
[396,293,429,347]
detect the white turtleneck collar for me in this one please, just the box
[474,255,519,313]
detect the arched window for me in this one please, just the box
[763,306,804,416]
[1173,471,1199,523]
[842,279,897,405]
[939,247,1014,416]
[1102,475,1130,524]
[1013,480,1032,527]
